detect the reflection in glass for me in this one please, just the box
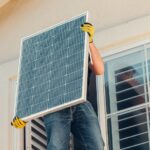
[115,65,145,111]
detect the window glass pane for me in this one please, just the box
[104,46,147,114]
[107,107,150,150]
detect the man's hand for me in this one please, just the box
[81,22,95,43]
[11,116,27,128]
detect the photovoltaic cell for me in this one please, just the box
[15,13,88,120]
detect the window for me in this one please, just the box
[103,43,150,150]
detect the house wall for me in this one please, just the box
[0,60,18,150]
[95,14,150,51]
[1,1,150,149]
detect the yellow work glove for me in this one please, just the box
[81,22,95,43]
[11,116,27,128]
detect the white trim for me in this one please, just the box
[96,76,108,150]
[143,44,150,150]
[106,102,150,118]
[101,38,150,58]
[81,11,89,101]
[25,121,32,150]
[8,79,24,150]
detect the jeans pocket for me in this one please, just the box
[85,101,97,116]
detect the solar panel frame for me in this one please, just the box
[14,12,89,121]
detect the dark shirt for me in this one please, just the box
[86,56,97,114]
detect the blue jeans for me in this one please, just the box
[43,101,104,150]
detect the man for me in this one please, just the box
[11,23,105,150]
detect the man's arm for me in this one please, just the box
[81,22,104,75]
[89,42,104,75]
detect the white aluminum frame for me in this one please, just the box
[98,38,150,150]
[15,12,89,121]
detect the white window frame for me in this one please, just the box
[97,38,150,150]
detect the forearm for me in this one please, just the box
[89,43,104,75]
[81,22,104,75]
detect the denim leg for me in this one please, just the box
[43,109,72,150]
[71,101,104,150]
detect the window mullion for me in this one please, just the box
[144,44,150,150]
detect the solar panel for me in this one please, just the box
[15,12,89,121]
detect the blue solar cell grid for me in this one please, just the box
[15,14,87,119]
